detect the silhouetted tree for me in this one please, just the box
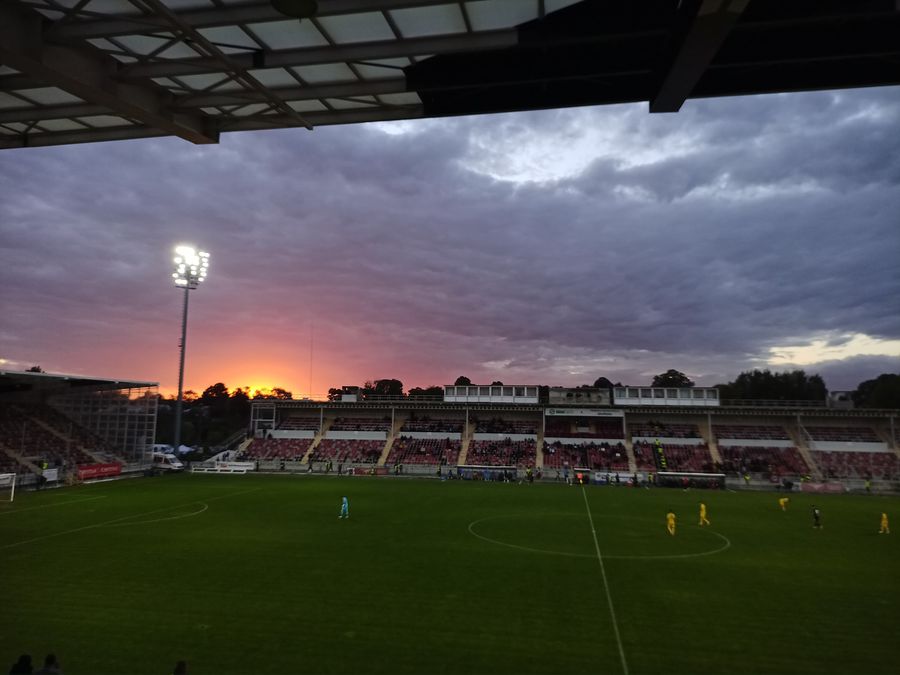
[491,380,504,386]
[26,365,44,372]
[652,369,695,388]
[454,376,472,386]
[716,369,826,401]
[373,379,404,397]
[592,377,620,389]
[853,373,900,409]
[327,387,343,401]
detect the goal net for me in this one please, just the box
[0,473,16,502]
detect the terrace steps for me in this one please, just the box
[457,422,474,465]
[623,436,636,473]
[786,425,822,479]
[700,418,722,466]
[301,417,334,463]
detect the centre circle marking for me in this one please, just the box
[103,502,209,527]
[467,512,731,560]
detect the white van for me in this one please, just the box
[151,452,185,471]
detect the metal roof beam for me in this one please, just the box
[0,3,218,144]
[176,77,408,108]
[650,0,749,113]
[0,124,166,149]
[51,0,467,40]
[119,29,518,79]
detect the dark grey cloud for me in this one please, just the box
[1,86,899,393]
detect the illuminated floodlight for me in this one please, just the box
[170,244,210,457]
[172,245,210,289]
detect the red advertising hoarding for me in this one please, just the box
[77,463,122,480]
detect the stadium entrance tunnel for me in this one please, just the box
[468,512,731,560]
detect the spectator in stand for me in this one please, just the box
[34,654,61,675]
[9,654,32,674]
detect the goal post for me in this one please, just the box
[0,473,16,502]
[656,471,725,489]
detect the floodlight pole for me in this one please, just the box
[173,284,190,456]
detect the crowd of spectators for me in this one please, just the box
[309,439,383,464]
[544,419,623,439]
[239,439,311,460]
[400,416,465,433]
[630,421,701,439]
[330,417,392,432]
[385,437,461,465]
[472,418,537,434]
[713,424,791,441]
[812,450,899,480]
[719,446,809,477]
[632,442,713,472]
[542,441,628,471]
[805,426,880,443]
[466,439,536,467]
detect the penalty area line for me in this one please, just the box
[580,485,629,675]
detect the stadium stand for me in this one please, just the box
[543,441,629,472]
[277,416,321,431]
[0,405,95,467]
[630,421,701,438]
[544,418,624,439]
[811,450,900,480]
[713,424,791,441]
[466,439,537,467]
[239,438,311,460]
[310,439,383,464]
[632,442,657,471]
[473,418,537,434]
[638,443,715,472]
[542,442,587,468]
[805,426,880,442]
[385,437,461,465]
[400,416,465,433]
[330,417,392,432]
[719,446,810,476]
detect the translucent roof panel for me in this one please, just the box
[160,0,216,9]
[174,73,232,91]
[325,96,378,109]
[354,58,411,81]
[389,4,468,38]
[378,92,422,105]
[0,66,19,76]
[292,63,358,84]
[232,103,272,117]
[287,99,329,112]
[0,92,29,109]
[157,41,204,60]
[465,0,540,31]
[197,26,261,54]
[115,34,179,56]
[247,20,329,50]
[76,115,134,127]
[36,119,88,132]
[0,127,16,135]
[316,13,395,44]
[545,0,583,13]
[83,0,142,14]
[247,68,299,88]
[16,87,83,105]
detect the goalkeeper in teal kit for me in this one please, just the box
[339,496,349,519]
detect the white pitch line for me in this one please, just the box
[0,496,106,515]
[581,485,629,675]
[0,488,258,550]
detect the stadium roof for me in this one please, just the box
[0,370,158,396]
[1,0,898,149]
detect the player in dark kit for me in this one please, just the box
[812,505,822,529]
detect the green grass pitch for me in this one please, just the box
[2,474,898,675]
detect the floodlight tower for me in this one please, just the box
[171,245,210,455]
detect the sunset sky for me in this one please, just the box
[1,86,899,398]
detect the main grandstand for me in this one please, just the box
[234,384,900,491]
[2,373,896,491]
[0,370,157,486]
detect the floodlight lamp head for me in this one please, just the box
[172,245,210,289]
